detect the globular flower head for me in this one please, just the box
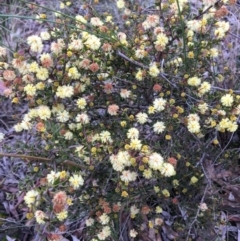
[99,213,110,225]
[187,76,201,86]
[153,98,166,112]
[153,121,166,134]
[108,104,119,115]
[24,190,40,208]
[149,63,160,77]
[56,85,74,98]
[127,127,139,139]
[47,171,60,184]
[187,120,201,134]
[160,163,176,177]
[148,152,164,171]
[35,210,48,224]
[56,210,68,221]
[221,94,234,107]
[52,191,68,206]
[69,174,84,190]
[120,170,137,182]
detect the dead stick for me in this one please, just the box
[0,152,82,168]
[0,152,51,162]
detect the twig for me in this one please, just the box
[116,51,180,89]
[160,73,178,88]
[213,131,236,164]
[211,86,240,94]
[0,152,83,168]
[116,51,148,69]
[186,183,210,241]
[229,31,240,41]
[0,152,51,162]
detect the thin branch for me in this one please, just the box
[186,183,210,241]
[116,51,179,89]
[160,73,178,88]
[116,51,148,69]
[211,86,240,94]
[0,152,51,162]
[0,152,83,168]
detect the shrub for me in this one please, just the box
[0,0,239,240]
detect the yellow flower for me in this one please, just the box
[125,144,130,150]
[116,0,125,9]
[143,169,152,179]
[149,152,164,170]
[162,189,170,197]
[59,170,67,180]
[198,81,211,97]
[135,69,144,81]
[198,102,208,114]
[182,188,187,193]
[218,118,230,130]
[148,221,154,228]
[153,97,167,112]
[187,120,200,134]
[67,198,73,206]
[213,139,219,145]
[76,15,87,24]
[100,130,112,143]
[36,67,49,81]
[56,85,74,98]
[153,121,166,134]
[127,127,139,139]
[56,210,68,221]
[130,139,142,150]
[172,179,179,187]
[149,63,160,77]
[154,33,169,50]
[155,206,163,213]
[209,48,218,57]
[12,97,19,104]
[26,212,34,219]
[136,112,148,124]
[160,163,176,177]
[68,67,81,79]
[154,186,160,193]
[120,121,127,127]
[76,98,87,109]
[187,76,201,86]
[176,106,184,113]
[227,121,238,132]
[148,106,155,114]
[121,191,128,197]
[187,51,194,58]
[99,213,110,225]
[69,174,84,189]
[37,105,51,120]
[221,94,234,107]
[36,82,45,90]
[190,176,198,184]
[84,35,101,50]
[24,190,40,207]
[28,61,39,73]
[24,84,37,96]
[35,210,47,224]
[141,145,149,153]
[142,157,149,163]
[165,135,171,140]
